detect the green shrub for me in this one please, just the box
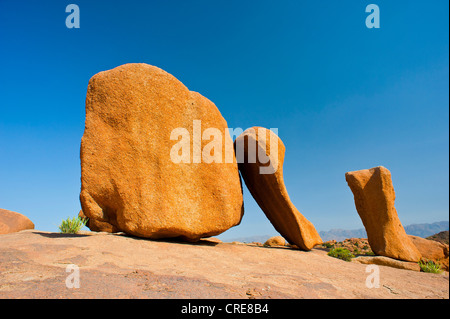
[59,216,88,234]
[323,242,334,249]
[327,248,355,262]
[418,260,442,274]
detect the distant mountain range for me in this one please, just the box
[225,221,449,243]
[319,221,449,242]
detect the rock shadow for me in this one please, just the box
[33,231,91,239]
[122,233,220,247]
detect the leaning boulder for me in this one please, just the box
[235,127,322,250]
[345,166,421,262]
[0,208,34,234]
[80,63,244,241]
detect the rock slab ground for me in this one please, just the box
[0,230,448,299]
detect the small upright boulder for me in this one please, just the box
[0,208,34,234]
[345,166,422,262]
[235,127,322,251]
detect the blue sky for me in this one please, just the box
[0,1,448,240]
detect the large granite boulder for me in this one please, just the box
[80,63,244,241]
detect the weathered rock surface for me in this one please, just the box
[264,236,286,247]
[235,127,322,251]
[80,63,243,241]
[0,208,34,234]
[352,256,421,272]
[345,166,422,262]
[0,230,448,299]
[409,235,449,271]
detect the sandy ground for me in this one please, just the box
[0,230,448,299]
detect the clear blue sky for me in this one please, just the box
[0,1,448,240]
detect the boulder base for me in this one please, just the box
[352,256,420,272]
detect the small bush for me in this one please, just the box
[419,260,442,274]
[327,248,355,262]
[59,216,88,234]
[323,242,334,249]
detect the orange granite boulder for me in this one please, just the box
[264,236,286,247]
[235,127,322,251]
[80,63,243,241]
[345,166,421,262]
[0,208,34,234]
[409,235,449,271]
